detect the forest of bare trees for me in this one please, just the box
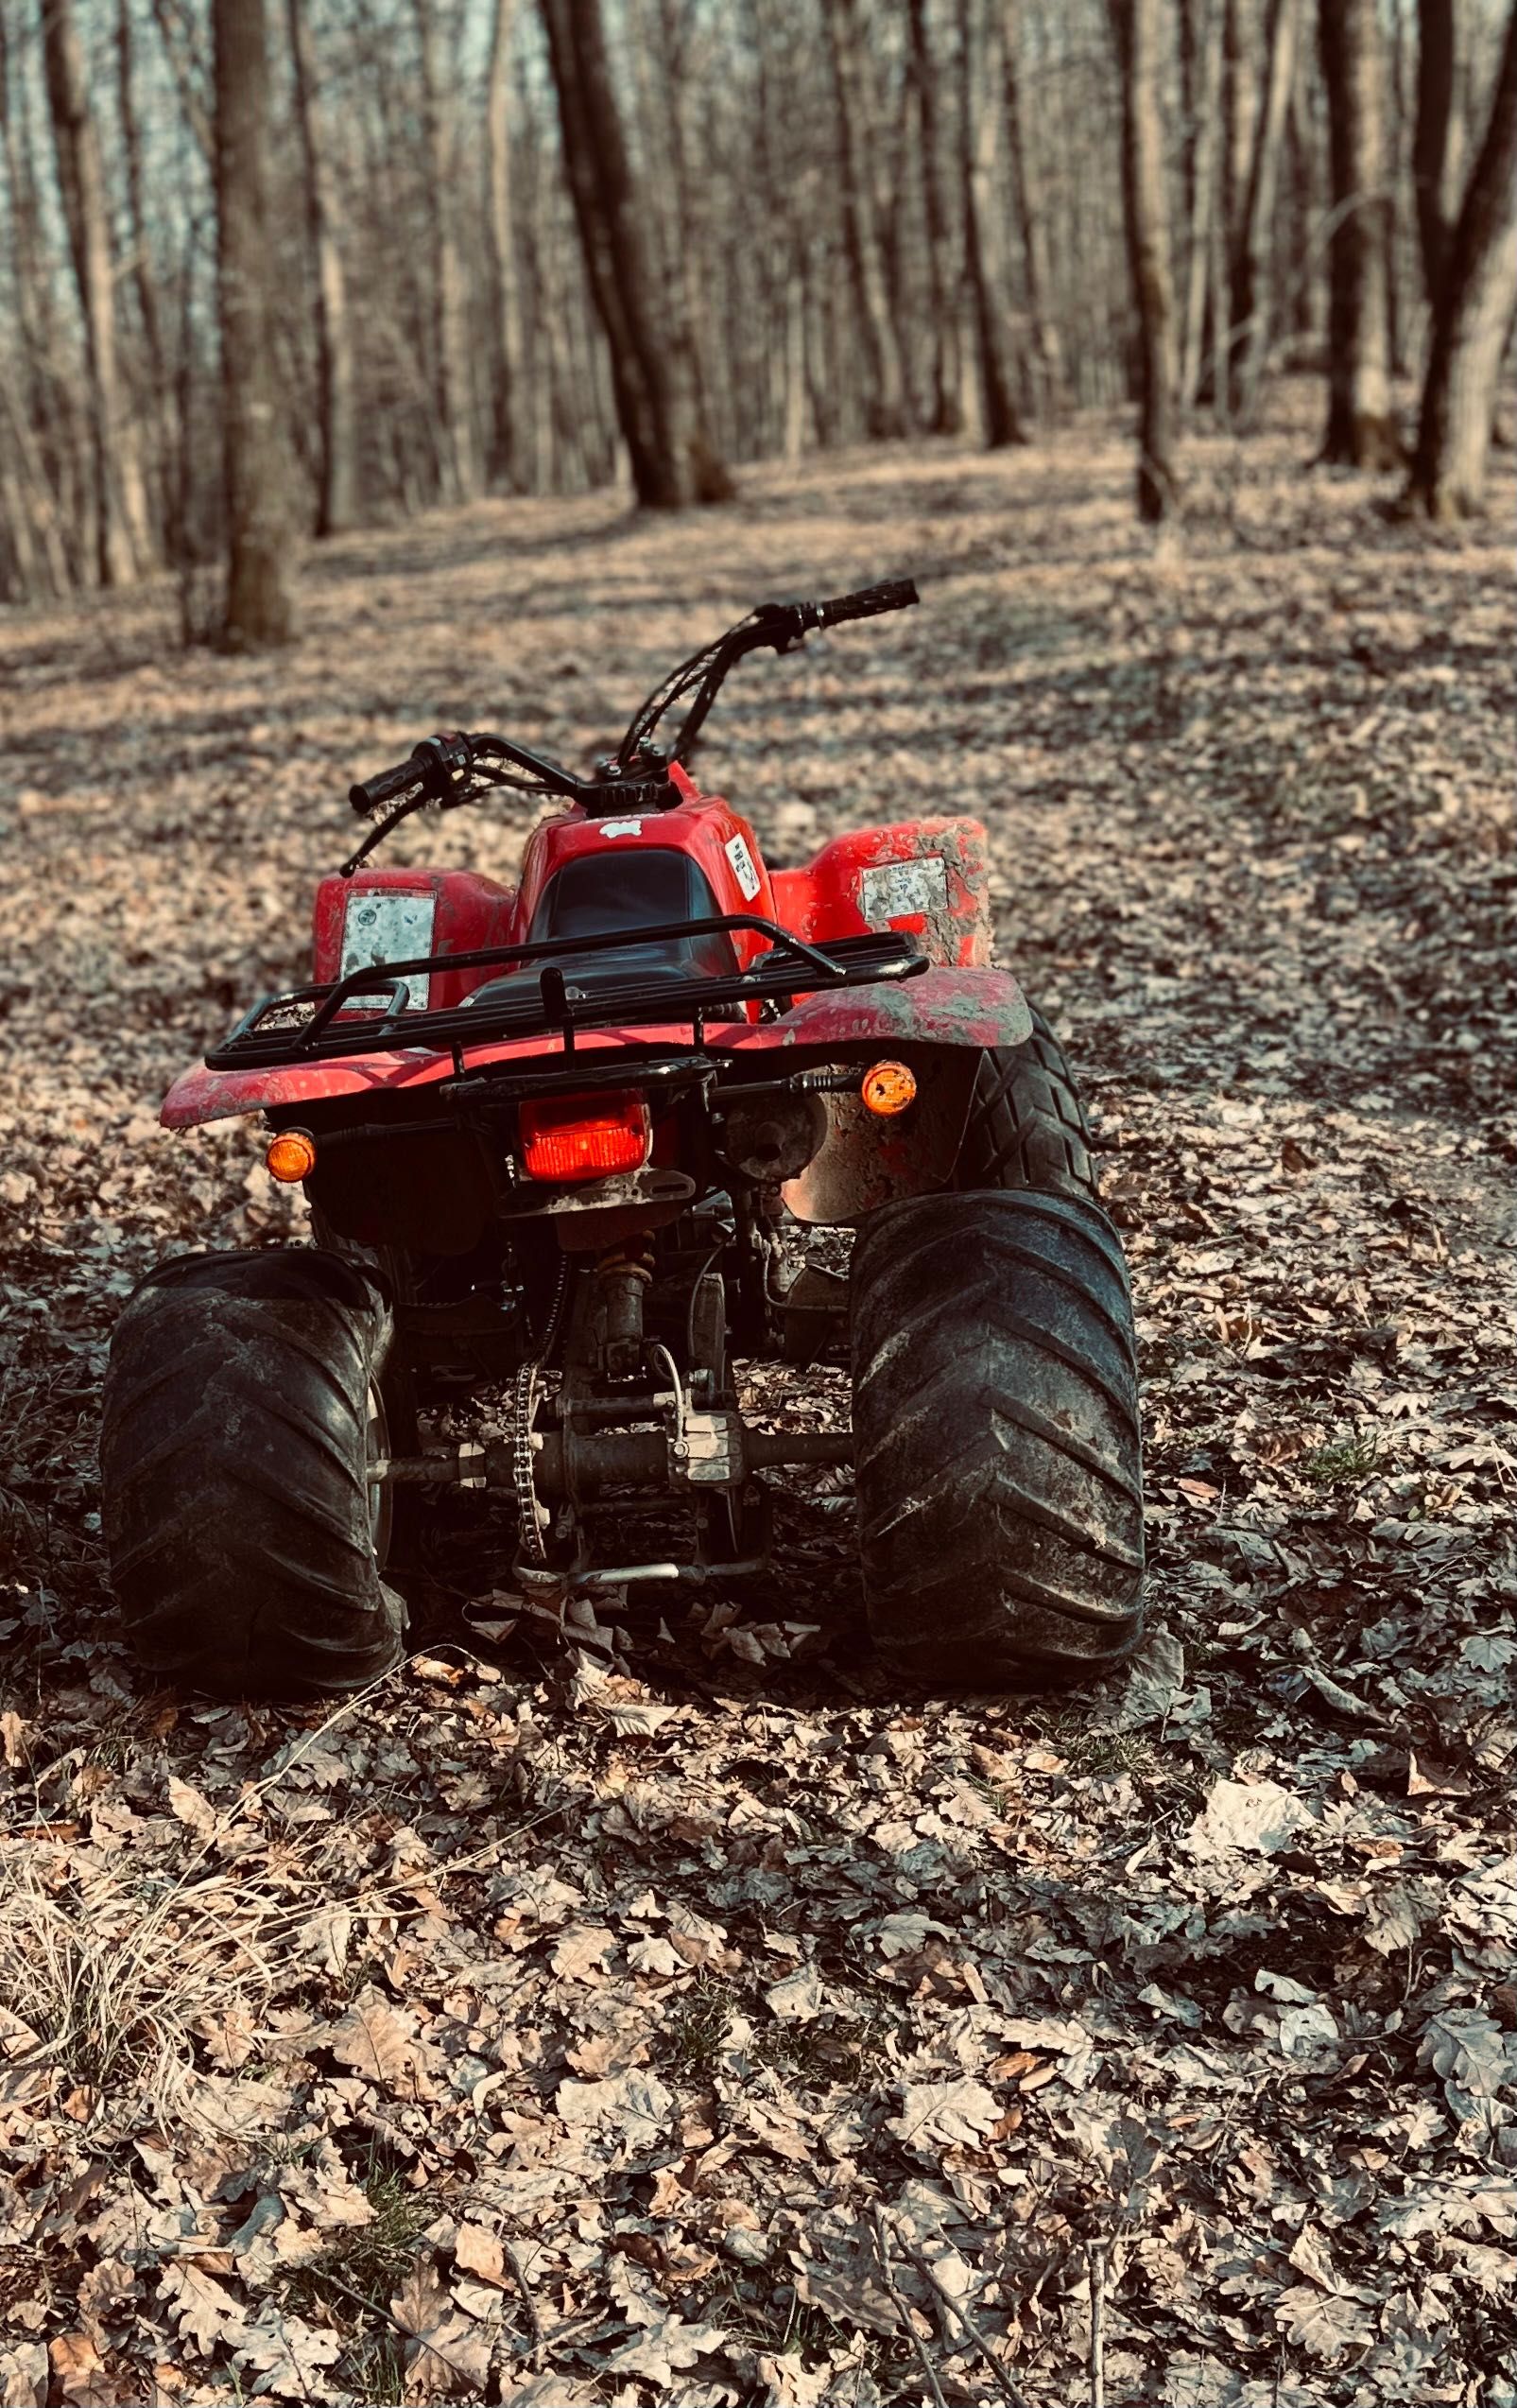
[2,0,1514,632]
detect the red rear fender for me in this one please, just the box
[771,817,991,968]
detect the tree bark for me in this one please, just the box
[414,0,475,501]
[115,0,164,394]
[958,0,1025,446]
[1003,0,1063,422]
[1413,0,1459,303]
[1112,0,1181,518]
[908,0,961,433]
[42,0,149,584]
[1229,0,1303,422]
[1405,0,1517,516]
[287,0,357,534]
[1180,0,1225,409]
[484,0,525,487]
[826,0,908,438]
[1319,0,1400,463]
[213,0,295,646]
[539,0,733,507]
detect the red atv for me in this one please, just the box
[100,582,1143,1697]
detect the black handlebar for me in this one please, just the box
[348,732,476,816]
[817,578,920,629]
[349,754,427,815]
[343,580,921,858]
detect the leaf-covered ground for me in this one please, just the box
[1,400,1514,2406]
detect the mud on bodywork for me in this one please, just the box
[780,1045,979,1223]
[774,816,992,969]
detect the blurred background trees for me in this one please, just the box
[3,0,1514,632]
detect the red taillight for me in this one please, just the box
[518,1090,650,1184]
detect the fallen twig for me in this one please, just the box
[903,2241,1025,2406]
[871,2205,951,2408]
[1088,2239,1108,2408]
[505,2235,547,2347]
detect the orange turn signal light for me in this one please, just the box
[519,1090,650,1184]
[860,1060,918,1117]
[266,1129,318,1184]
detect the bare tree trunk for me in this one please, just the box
[539,0,733,507]
[826,0,908,438]
[213,0,295,646]
[42,0,149,583]
[1230,0,1303,421]
[909,0,961,433]
[115,0,164,395]
[1413,0,1459,303]
[1319,0,1400,463]
[414,0,474,501]
[1003,0,1063,422]
[1405,1,1517,516]
[484,0,524,487]
[1181,0,1224,407]
[1112,0,1180,518]
[288,0,357,534]
[957,0,1025,446]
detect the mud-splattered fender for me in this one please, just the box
[721,969,1033,1226]
[722,965,1032,1056]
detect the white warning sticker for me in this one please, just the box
[859,857,948,926]
[340,890,436,1010]
[725,833,762,900]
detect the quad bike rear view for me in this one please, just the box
[99,582,1144,1697]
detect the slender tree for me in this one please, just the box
[1003,0,1063,423]
[958,0,1024,446]
[826,0,908,438]
[484,0,525,487]
[539,0,732,507]
[288,0,357,533]
[908,0,961,433]
[42,0,150,583]
[1319,0,1399,463]
[1112,0,1180,517]
[1413,0,1460,302]
[414,0,475,501]
[213,0,295,645]
[1405,0,1517,516]
[1179,0,1225,409]
[1229,0,1303,421]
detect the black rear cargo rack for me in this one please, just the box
[205,915,927,1070]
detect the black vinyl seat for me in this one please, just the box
[466,850,740,1009]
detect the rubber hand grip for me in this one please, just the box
[349,752,429,815]
[818,579,920,629]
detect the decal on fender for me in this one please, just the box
[725,833,762,900]
[859,858,948,926]
[341,891,436,1010]
[596,819,645,839]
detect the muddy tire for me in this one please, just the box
[100,1249,406,1699]
[851,1190,1144,1687]
[957,1006,1098,1200]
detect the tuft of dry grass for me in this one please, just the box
[0,1845,277,2118]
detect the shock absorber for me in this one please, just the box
[593,1240,654,1381]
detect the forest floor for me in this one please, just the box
[1,397,1514,2408]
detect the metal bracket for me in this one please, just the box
[670,1409,744,1487]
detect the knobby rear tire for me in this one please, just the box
[957,1005,1099,1201]
[100,1248,406,1700]
[851,1189,1144,1687]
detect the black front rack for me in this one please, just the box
[206,915,927,1071]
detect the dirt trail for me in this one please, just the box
[1,409,1514,2404]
